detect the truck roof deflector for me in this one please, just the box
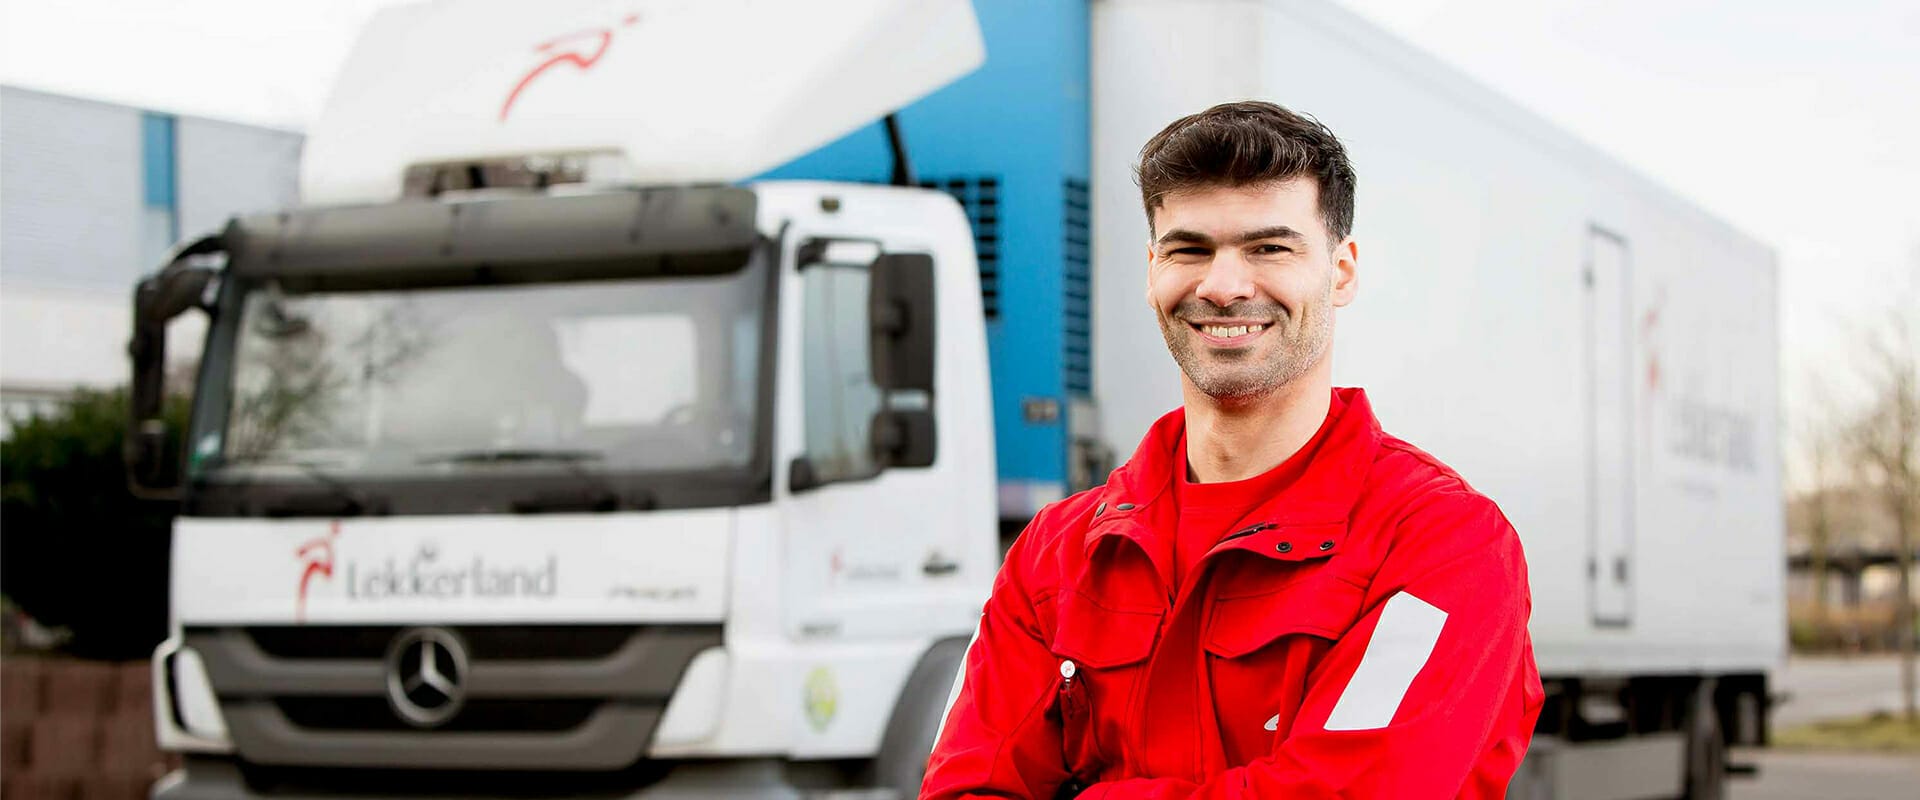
[301,0,986,205]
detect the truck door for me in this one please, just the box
[1587,227,1634,627]
[781,238,958,642]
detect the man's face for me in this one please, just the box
[1146,179,1357,402]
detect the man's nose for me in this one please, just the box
[1194,251,1257,308]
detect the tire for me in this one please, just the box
[870,637,970,799]
[1682,681,1727,800]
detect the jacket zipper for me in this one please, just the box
[1217,522,1277,548]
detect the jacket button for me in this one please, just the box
[1116,502,1136,511]
[1276,542,1292,553]
[1095,502,1107,516]
[1060,659,1077,679]
[1319,540,1334,551]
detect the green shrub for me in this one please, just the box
[1,387,188,659]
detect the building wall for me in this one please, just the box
[0,86,302,434]
[0,87,148,294]
[176,115,302,239]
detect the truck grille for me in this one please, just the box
[183,624,721,771]
[274,697,599,733]
[242,624,636,661]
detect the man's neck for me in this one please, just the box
[1182,365,1332,484]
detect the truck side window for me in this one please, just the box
[800,260,883,483]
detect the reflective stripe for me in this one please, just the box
[1325,591,1448,731]
[934,616,984,741]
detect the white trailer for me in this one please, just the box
[1094,2,1781,798]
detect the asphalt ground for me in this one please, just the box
[1727,747,1920,800]
[1730,654,1918,799]
[1771,654,1915,728]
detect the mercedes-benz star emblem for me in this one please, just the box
[384,627,469,728]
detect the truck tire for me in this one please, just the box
[1682,681,1727,800]
[870,636,970,798]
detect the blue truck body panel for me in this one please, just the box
[757,0,1092,504]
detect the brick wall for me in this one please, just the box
[1,656,178,799]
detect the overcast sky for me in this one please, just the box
[3,0,1916,448]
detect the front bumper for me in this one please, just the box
[153,756,898,800]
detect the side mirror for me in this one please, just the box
[125,419,179,494]
[871,409,936,469]
[788,456,822,494]
[868,253,935,392]
[127,262,218,497]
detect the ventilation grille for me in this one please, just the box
[1064,177,1092,397]
[920,176,1001,320]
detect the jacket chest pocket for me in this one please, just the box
[1044,589,1162,781]
[1203,574,1367,757]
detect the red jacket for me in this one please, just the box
[923,389,1542,799]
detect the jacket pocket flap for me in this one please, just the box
[1204,576,1367,658]
[1051,590,1162,668]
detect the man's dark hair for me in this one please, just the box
[1135,101,1356,244]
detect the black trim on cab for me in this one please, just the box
[184,467,771,517]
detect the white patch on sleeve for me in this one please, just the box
[933,617,983,741]
[1324,591,1448,731]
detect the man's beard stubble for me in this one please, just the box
[1157,291,1333,404]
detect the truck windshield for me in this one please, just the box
[204,258,767,478]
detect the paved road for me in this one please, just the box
[1771,654,1914,727]
[1726,655,1916,799]
[1728,748,1920,800]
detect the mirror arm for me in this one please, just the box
[124,233,225,498]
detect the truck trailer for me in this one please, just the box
[127,1,1781,798]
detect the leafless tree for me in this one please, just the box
[1796,387,1843,623]
[1842,303,1919,726]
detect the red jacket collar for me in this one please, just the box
[1083,387,1384,565]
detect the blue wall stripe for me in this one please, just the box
[140,112,179,240]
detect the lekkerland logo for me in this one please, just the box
[294,522,341,623]
[499,11,640,121]
[344,542,558,600]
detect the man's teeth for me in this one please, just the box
[1200,323,1266,338]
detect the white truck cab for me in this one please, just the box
[130,2,1000,797]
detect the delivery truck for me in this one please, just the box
[126,1,1781,798]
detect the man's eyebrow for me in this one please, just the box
[1155,226,1310,249]
[1155,228,1214,248]
[1234,226,1309,246]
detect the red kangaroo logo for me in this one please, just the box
[499,14,640,122]
[295,522,342,623]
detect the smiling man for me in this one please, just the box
[922,102,1543,799]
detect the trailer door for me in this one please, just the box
[1587,227,1634,626]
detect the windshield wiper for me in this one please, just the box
[416,449,604,465]
[260,460,383,517]
[417,449,643,514]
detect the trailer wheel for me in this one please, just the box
[1682,681,1727,800]
[870,636,970,798]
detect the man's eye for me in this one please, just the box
[1170,247,1209,257]
[1254,244,1291,255]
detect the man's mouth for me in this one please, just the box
[1189,321,1270,347]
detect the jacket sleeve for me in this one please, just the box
[1079,491,1543,800]
[921,522,1073,800]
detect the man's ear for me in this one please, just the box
[1331,238,1359,308]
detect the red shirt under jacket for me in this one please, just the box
[1170,391,1346,590]
[923,388,1543,799]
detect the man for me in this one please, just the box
[920,101,1542,799]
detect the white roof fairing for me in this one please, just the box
[300,0,985,205]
